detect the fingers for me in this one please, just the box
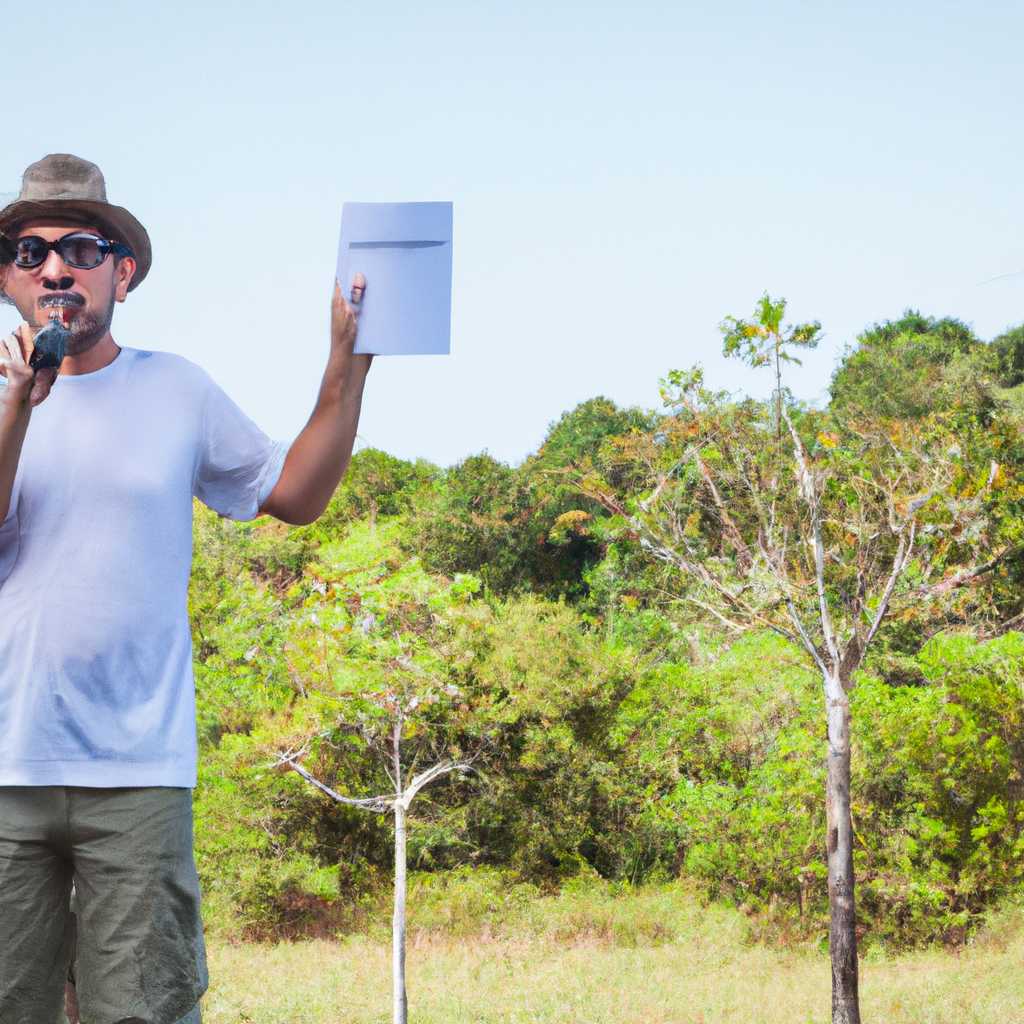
[332,275,366,313]
[2,333,26,368]
[0,334,26,380]
[0,333,34,399]
[350,271,366,309]
[331,275,360,345]
[331,276,372,372]
[13,323,33,362]
[0,331,56,406]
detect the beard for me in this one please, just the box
[33,294,116,356]
[63,298,116,356]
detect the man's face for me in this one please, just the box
[0,221,136,357]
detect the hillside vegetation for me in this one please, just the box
[189,310,1024,950]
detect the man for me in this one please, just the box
[0,154,371,1024]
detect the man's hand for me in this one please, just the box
[330,272,373,381]
[0,325,58,409]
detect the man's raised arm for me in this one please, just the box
[258,275,372,526]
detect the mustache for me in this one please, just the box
[38,292,85,310]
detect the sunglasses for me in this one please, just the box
[4,232,132,271]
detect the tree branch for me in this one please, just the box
[694,452,753,570]
[273,753,392,814]
[401,759,477,810]
[862,525,913,651]
[915,545,1019,596]
[781,405,840,670]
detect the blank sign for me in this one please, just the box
[336,203,453,356]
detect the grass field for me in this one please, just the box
[198,883,1024,1024]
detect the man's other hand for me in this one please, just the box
[0,326,57,408]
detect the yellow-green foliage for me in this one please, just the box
[189,344,1024,948]
[190,491,1024,946]
[610,630,1024,947]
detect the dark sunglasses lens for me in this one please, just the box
[60,235,105,268]
[14,237,49,267]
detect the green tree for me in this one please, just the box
[989,323,1024,388]
[575,295,1006,1024]
[315,447,438,533]
[404,452,531,593]
[829,311,986,420]
[720,293,820,439]
[276,674,476,1024]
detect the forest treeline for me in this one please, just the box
[189,310,1024,949]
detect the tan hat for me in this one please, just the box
[0,154,151,290]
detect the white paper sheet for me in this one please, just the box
[336,202,453,356]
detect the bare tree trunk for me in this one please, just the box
[774,345,783,442]
[824,671,860,1024]
[393,801,408,1024]
[392,714,408,1024]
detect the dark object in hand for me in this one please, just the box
[29,320,69,372]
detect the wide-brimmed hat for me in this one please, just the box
[0,154,151,290]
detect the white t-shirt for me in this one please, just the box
[0,348,288,787]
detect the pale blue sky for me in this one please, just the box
[2,1,1021,467]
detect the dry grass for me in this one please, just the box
[200,891,1024,1024]
[199,905,1024,1015]
[201,933,1024,1024]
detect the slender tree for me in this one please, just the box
[574,297,1007,1024]
[721,293,820,440]
[275,672,476,1024]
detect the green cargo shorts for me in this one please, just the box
[0,786,208,1024]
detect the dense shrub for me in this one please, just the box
[829,311,988,420]
[191,502,1024,947]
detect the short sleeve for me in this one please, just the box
[0,482,20,586]
[193,376,288,521]
[0,378,18,584]
[0,497,18,581]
